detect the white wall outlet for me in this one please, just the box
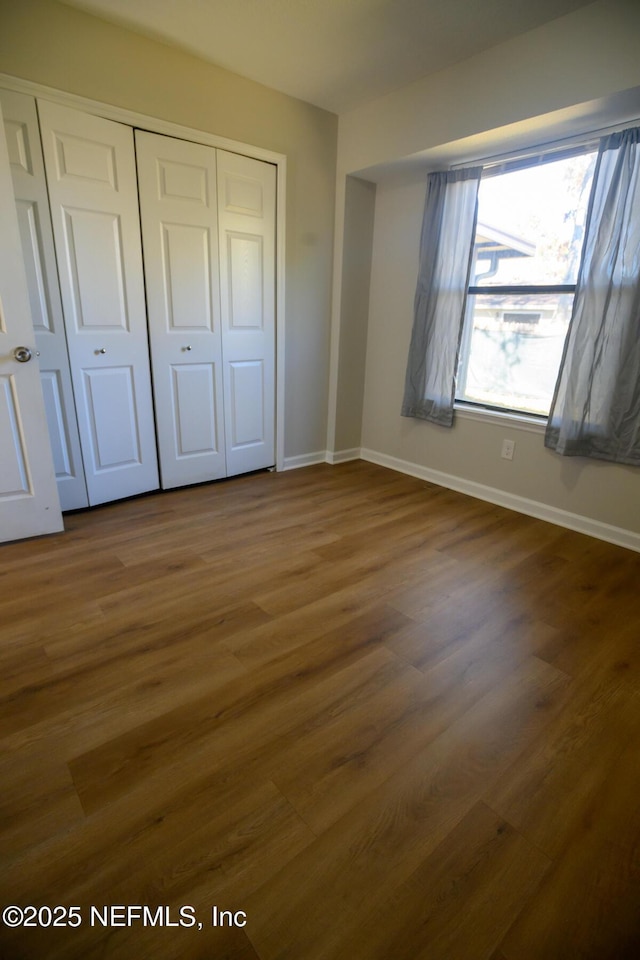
[501,439,515,460]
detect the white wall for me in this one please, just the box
[339,0,640,175]
[333,176,376,454]
[329,0,640,545]
[361,174,640,542]
[0,0,338,463]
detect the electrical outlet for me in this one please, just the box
[501,439,515,460]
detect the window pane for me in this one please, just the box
[457,294,574,416]
[473,153,596,287]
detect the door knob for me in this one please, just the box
[13,346,32,363]
[95,347,107,355]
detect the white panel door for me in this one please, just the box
[38,100,158,506]
[217,150,276,476]
[0,101,63,543]
[0,89,88,511]
[135,130,226,489]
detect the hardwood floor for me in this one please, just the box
[1,461,639,959]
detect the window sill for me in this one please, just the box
[454,402,547,435]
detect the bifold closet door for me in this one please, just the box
[136,132,277,487]
[217,150,276,476]
[38,101,159,506]
[135,130,226,489]
[0,89,88,511]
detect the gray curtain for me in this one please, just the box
[545,126,640,465]
[402,167,481,426]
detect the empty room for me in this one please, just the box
[1,1,640,957]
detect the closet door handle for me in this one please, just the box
[183,345,192,352]
[95,347,107,355]
[13,346,33,363]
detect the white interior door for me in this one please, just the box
[0,89,88,511]
[217,150,276,476]
[0,101,63,543]
[38,100,159,506]
[135,130,226,489]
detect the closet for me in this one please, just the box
[0,91,276,509]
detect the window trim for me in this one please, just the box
[454,400,546,434]
[467,284,575,296]
[451,135,601,179]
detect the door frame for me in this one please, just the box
[0,72,287,473]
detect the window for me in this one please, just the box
[455,148,597,417]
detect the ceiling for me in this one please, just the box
[61,0,596,114]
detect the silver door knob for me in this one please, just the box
[13,346,32,363]
[96,347,107,355]
[183,345,192,351]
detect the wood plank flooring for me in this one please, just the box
[1,461,640,959]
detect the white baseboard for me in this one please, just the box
[360,448,640,554]
[281,450,328,471]
[326,448,362,465]
[282,448,362,470]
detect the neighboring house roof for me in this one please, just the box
[475,221,536,258]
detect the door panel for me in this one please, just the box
[16,200,52,332]
[40,370,75,478]
[0,99,63,543]
[229,360,265,447]
[62,208,129,331]
[135,129,225,489]
[227,233,264,328]
[157,157,208,203]
[39,100,158,506]
[217,150,275,476]
[82,365,144,470]
[53,132,117,186]
[161,224,213,330]
[0,376,31,495]
[172,363,220,457]
[0,89,88,510]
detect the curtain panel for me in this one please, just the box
[545,126,640,465]
[402,167,481,427]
